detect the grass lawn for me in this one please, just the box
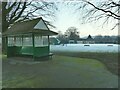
[52,52,119,76]
[2,55,118,88]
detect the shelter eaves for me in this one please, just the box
[3,17,58,36]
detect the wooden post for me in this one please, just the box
[48,35,50,53]
[32,34,35,60]
[22,35,23,46]
[14,36,16,46]
[6,36,8,47]
[6,36,8,57]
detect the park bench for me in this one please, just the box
[84,45,90,46]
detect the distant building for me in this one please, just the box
[50,37,60,45]
[94,35,118,44]
[77,35,95,44]
[69,40,75,44]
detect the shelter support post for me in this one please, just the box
[6,36,8,56]
[32,34,35,60]
[22,35,23,46]
[48,35,50,53]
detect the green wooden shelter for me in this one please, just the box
[3,17,58,60]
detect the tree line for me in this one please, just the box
[56,27,120,44]
[1,0,120,53]
[94,35,119,44]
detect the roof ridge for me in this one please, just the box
[3,17,58,36]
[15,17,42,24]
[24,17,42,22]
[8,17,42,29]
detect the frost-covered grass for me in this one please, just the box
[50,44,119,75]
[50,44,119,53]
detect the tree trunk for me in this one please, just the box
[2,37,7,54]
[2,2,8,54]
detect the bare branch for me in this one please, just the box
[86,1,120,18]
[83,0,120,19]
[10,2,27,24]
[111,1,120,7]
[6,1,17,15]
[111,23,119,30]
[9,2,21,21]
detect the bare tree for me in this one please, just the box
[65,27,79,37]
[65,27,79,43]
[0,1,2,32]
[77,0,120,30]
[2,0,57,53]
[2,1,57,32]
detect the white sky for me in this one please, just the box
[1,0,118,37]
[50,1,118,37]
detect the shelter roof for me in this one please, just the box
[3,17,58,36]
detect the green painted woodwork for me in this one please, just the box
[34,46,49,57]
[4,18,57,60]
[6,35,50,58]
[15,46,22,54]
[7,46,22,57]
[20,46,33,55]
[7,46,49,57]
[7,46,16,57]
[32,34,35,59]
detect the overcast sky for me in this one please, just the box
[49,1,118,37]
[1,0,118,37]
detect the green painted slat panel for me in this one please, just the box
[7,46,16,57]
[15,46,22,54]
[20,46,33,55]
[34,46,49,57]
[7,46,50,57]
